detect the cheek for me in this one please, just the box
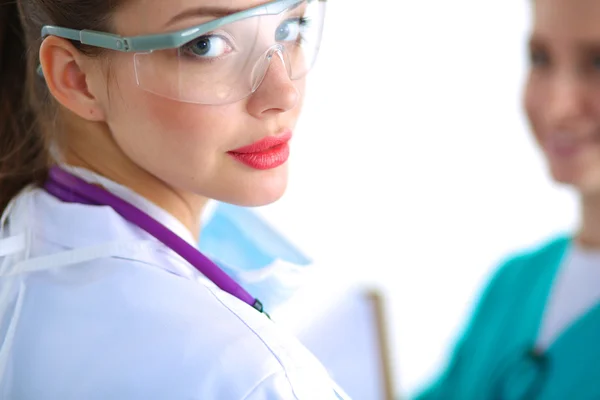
[143,96,218,134]
[523,76,544,142]
[108,65,238,149]
[104,70,260,193]
[128,97,238,166]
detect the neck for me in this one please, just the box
[59,120,207,241]
[578,192,600,249]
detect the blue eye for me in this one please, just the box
[275,17,311,42]
[184,35,232,58]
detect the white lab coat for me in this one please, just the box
[0,167,348,399]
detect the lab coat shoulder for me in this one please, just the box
[11,255,335,400]
[242,369,337,400]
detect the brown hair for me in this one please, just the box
[0,0,122,213]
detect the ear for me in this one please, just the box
[39,36,107,122]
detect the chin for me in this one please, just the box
[225,188,287,207]
[550,168,600,196]
[216,170,289,207]
[576,180,600,198]
[550,173,581,194]
[550,169,574,185]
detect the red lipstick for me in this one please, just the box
[228,130,292,170]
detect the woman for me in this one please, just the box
[415,0,600,398]
[0,0,346,398]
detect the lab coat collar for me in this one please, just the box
[59,165,198,246]
[15,165,207,282]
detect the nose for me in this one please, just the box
[246,46,300,118]
[547,73,588,126]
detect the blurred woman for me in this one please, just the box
[416,0,600,398]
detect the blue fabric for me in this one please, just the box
[199,202,311,270]
[414,236,600,399]
[199,202,312,313]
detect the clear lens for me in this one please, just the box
[133,0,326,105]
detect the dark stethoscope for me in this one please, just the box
[490,345,550,400]
[44,166,269,317]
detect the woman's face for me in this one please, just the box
[92,0,317,207]
[525,0,600,194]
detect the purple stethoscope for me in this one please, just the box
[44,166,268,316]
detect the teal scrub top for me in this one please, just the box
[415,236,600,400]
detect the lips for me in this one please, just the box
[228,130,292,170]
[545,132,591,158]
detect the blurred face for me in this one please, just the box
[525,0,600,194]
[90,0,321,207]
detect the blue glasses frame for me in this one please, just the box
[41,0,306,53]
[37,0,316,76]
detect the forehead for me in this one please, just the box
[533,0,600,40]
[114,0,275,35]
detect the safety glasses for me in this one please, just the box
[39,0,326,105]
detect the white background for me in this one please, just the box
[257,0,580,397]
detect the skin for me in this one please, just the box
[524,0,600,247]
[39,0,306,239]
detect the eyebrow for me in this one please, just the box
[165,6,247,27]
[529,33,600,53]
[528,33,543,46]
